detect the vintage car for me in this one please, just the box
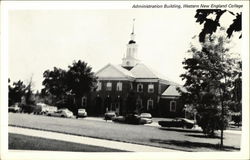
[77,109,87,118]
[112,116,126,123]
[8,103,21,113]
[112,113,152,125]
[47,108,73,118]
[104,111,117,120]
[158,118,195,129]
[140,113,152,119]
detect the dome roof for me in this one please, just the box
[128,40,136,44]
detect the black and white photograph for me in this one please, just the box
[0,1,249,160]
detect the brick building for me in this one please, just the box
[85,23,184,117]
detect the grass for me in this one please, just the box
[9,133,126,152]
[9,113,241,152]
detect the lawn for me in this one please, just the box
[9,113,241,152]
[9,133,125,152]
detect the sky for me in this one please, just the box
[8,7,241,91]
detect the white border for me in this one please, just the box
[1,1,249,160]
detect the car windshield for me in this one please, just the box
[59,109,70,113]
[141,113,150,116]
[79,109,86,112]
[182,118,194,124]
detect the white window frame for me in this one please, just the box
[82,96,87,108]
[137,83,143,92]
[106,82,112,91]
[97,81,102,91]
[116,82,122,91]
[130,83,133,90]
[170,100,176,112]
[148,84,154,93]
[147,99,154,110]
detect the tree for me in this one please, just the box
[24,76,36,105]
[67,60,97,111]
[229,61,242,126]
[42,60,97,114]
[195,9,242,42]
[8,79,26,105]
[180,29,241,148]
[42,67,68,105]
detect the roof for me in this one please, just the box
[114,64,134,77]
[130,63,177,85]
[161,85,181,97]
[95,63,134,80]
[95,62,180,85]
[130,63,158,79]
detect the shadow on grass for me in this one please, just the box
[9,133,127,152]
[185,134,222,139]
[159,127,202,133]
[150,139,240,151]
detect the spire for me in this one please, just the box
[132,18,135,34]
[122,19,139,70]
[129,18,136,44]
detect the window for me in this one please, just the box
[148,84,154,93]
[147,99,154,110]
[106,82,112,91]
[82,96,87,108]
[136,97,142,108]
[137,84,143,92]
[170,101,176,112]
[130,83,133,90]
[97,81,102,91]
[116,82,122,91]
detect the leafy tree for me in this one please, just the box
[42,67,68,105]
[8,79,26,105]
[180,29,241,147]
[67,60,97,111]
[229,63,242,126]
[195,9,242,42]
[42,61,97,113]
[24,77,36,105]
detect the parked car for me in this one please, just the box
[125,113,141,124]
[33,103,58,115]
[47,108,73,118]
[77,109,87,118]
[158,118,195,129]
[140,117,153,124]
[43,105,57,114]
[104,111,116,120]
[112,113,152,125]
[140,113,152,119]
[112,116,125,123]
[8,103,21,113]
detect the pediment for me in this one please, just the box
[95,64,134,79]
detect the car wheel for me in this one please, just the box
[48,114,51,116]
[61,115,65,118]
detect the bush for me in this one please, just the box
[232,115,242,127]
[197,108,228,137]
[20,104,35,114]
